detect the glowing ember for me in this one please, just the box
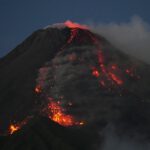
[92,69,100,78]
[125,68,134,77]
[111,65,117,70]
[35,85,42,93]
[48,100,83,127]
[9,124,20,134]
[109,72,123,85]
[79,121,84,125]
[7,116,32,135]
[126,69,130,74]
[64,20,88,29]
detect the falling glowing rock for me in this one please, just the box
[35,85,42,93]
[92,69,100,78]
[109,72,123,85]
[9,124,20,134]
[7,117,33,135]
[79,121,84,125]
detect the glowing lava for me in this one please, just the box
[8,116,33,135]
[0,21,140,136]
[48,100,84,127]
[92,68,100,78]
[9,124,20,134]
[64,20,88,29]
[33,21,140,130]
[67,28,79,44]
[35,85,42,93]
[109,72,123,85]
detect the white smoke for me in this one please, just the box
[90,16,150,64]
[100,127,150,150]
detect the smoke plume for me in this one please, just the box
[100,126,150,150]
[90,16,150,64]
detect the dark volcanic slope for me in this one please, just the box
[0,117,98,150]
[0,28,69,130]
[1,23,150,150]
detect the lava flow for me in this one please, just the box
[7,116,33,135]
[0,21,140,136]
[35,21,140,128]
[47,100,84,127]
[89,33,124,87]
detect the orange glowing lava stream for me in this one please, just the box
[61,21,89,49]
[87,31,124,86]
[33,21,138,129]
[108,72,123,85]
[4,21,140,136]
[64,22,115,86]
[67,28,78,44]
[46,22,125,126]
[48,101,84,127]
[8,116,33,135]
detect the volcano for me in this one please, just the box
[0,21,150,150]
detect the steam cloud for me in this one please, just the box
[100,126,150,150]
[90,16,150,64]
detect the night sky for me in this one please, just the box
[0,0,149,57]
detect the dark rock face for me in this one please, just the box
[0,24,150,150]
[0,117,99,150]
[0,28,69,130]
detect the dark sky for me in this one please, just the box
[0,0,149,57]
